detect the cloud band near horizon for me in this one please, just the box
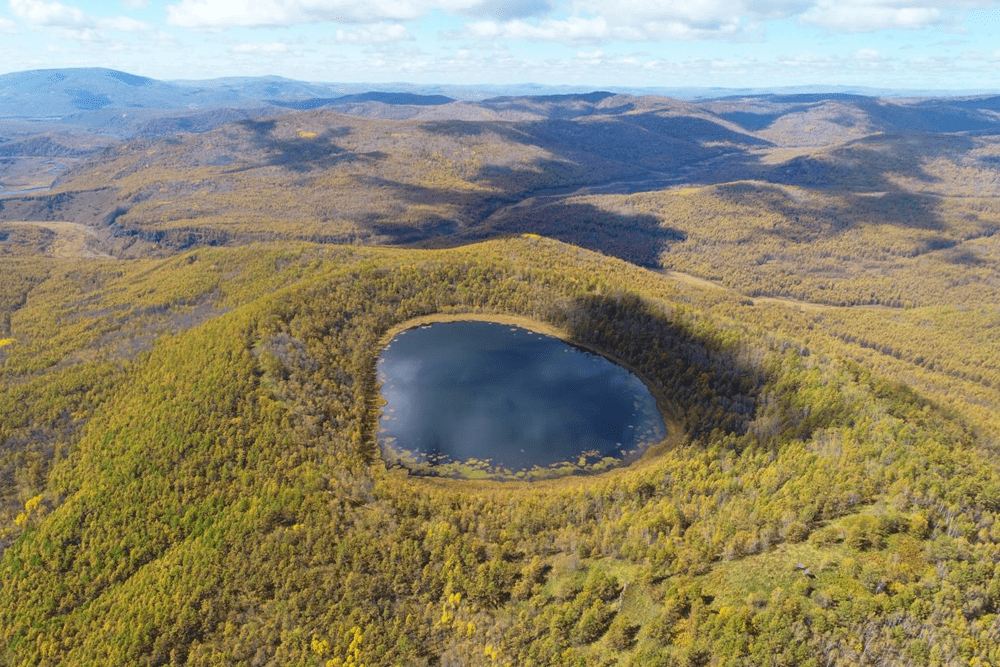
[3,0,1000,89]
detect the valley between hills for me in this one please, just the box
[2,68,1000,666]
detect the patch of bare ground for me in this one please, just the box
[0,221,113,259]
[653,268,899,313]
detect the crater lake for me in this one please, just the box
[376,320,667,479]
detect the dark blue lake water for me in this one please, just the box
[376,321,666,477]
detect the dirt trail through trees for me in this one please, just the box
[3,221,113,259]
[654,268,899,313]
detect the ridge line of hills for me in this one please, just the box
[3,65,1000,665]
[5,66,1000,299]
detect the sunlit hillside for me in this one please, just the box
[3,73,1000,666]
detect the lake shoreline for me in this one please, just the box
[372,310,687,482]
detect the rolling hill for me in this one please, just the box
[2,69,1000,666]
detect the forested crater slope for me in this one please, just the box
[2,238,999,665]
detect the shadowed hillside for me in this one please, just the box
[5,85,1000,311]
[0,102,765,257]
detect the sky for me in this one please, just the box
[1,0,1000,90]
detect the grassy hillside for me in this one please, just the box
[2,237,1000,666]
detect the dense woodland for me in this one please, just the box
[0,236,998,666]
[3,79,1000,665]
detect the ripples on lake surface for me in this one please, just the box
[377,321,666,478]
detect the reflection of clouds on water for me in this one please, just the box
[448,408,497,461]
[386,357,423,387]
[377,321,667,471]
[533,351,599,383]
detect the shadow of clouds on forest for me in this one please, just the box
[404,112,768,265]
[235,119,386,173]
[715,107,812,132]
[692,133,985,248]
[621,112,772,147]
[719,93,1000,135]
[371,216,459,244]
[443,113,770,202]
[267,92,455,111]
[754,134,985,247]
[487,200,685,268]
[478,91,618,119]
[941,247,987,266]
[763,132,973,193]
[856,97,1000,134]
[357,167,687,267]
[419,111,768,176]
[230,103,991,269]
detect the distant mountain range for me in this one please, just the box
[2,67,998,120]
[4,65,1000,262]
[2,66,999,150]
[0,67,998,145]
[4,65,1000,251]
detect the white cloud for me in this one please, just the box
[854,48,883,60]
[152,29,180,47]
[230,42,291,54]
[10,0,87,27]
[932,38,972,47]
[167,0,297,29]
[466,16,610,41]
[801,3,940,31]
[454,0,1000,46]
[462,14,754,42]
[0,17,18,32]
[904,55,964,75]
[453,0,552,20]
[572,0,809,27]
[335,23,414,43]
[149,0,1000,49]
[122,0,147,7]
[63,26,101,41]
[494,0,1000,44]
[167,0,766,31]
[853,48,891,68]
[10,0,152,36]
[98,16,151,32]
[465,0,1000,45]
[455,0,798,44]
[800,0,998,32]
[166,0,444,29]
[163,0,543,30]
